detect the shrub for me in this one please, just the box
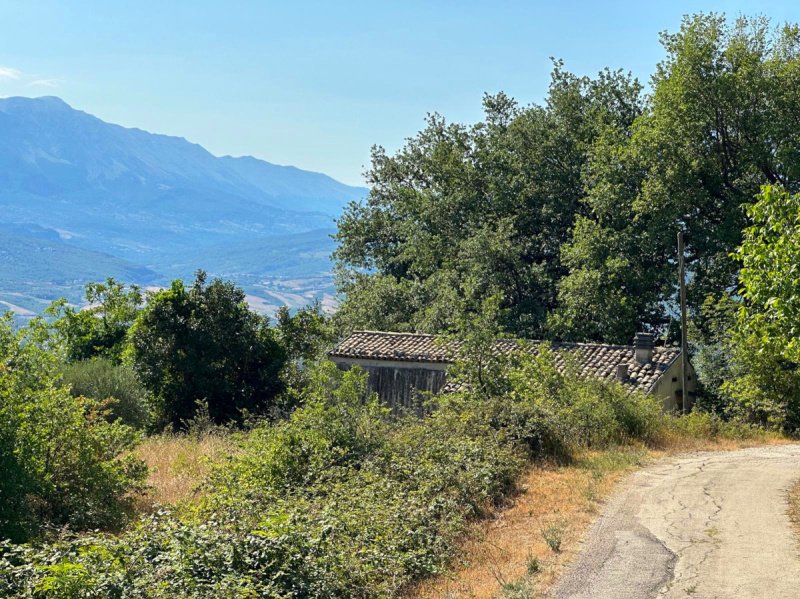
[1,362,525,597]
[0,342,769,596]
[665,410,766,442]
[61,357,150,429]
[483,346,666,452]
[0,317,147,543]
[127,272,287,429]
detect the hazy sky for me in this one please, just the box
[1,1,797,185]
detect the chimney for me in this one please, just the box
[634,332,654,364]
[616,364,628,381]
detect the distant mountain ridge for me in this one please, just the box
[0,96,364,216]
[0,96,366,319]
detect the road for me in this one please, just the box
[551,445,800,599]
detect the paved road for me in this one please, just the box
[551,445,800,599]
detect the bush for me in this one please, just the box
[0,363,524,597]
[722,186,800,432]
[127,272,286,429]
[0,317,147,543]
[478,346,665,452]
[61,357,150,429]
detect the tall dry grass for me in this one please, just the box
[134,433,234,510]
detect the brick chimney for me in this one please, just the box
[633,332,654,364]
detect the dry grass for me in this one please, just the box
[134,433,234,510]
[407,435,788,599]
[408,447,645,599]
[789,480,800,543]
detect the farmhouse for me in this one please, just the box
[330,330,695,413]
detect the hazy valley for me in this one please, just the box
[0,96,365,320]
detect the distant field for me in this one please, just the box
[0,226,339,320]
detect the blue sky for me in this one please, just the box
[0,1,797,186]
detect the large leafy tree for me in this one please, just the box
[723,185,800,429]
[335,14,800,344]
[335,66,644,337]
[554,14,800,342]
[127,272,286,427]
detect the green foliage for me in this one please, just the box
[444,294,517,400]
[61,357,151,429]
[0,363,525,597]
[205,364,390,498]
[735,185,800,360]
[48,278,144,363]
[665,410,766,441]
[689,293,739,413]
[335,14,800,344]
[443,339,665,458]
[0,342,770,596]
[721,185,800,431]
[334,68,644,339]
[0,316,146,543]
[274,302,336,408]
[127,271,287,428]
[556,14,800,341]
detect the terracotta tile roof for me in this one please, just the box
[330,330,681,394]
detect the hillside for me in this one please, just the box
[0,96,367,317]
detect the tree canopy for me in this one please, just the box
[721,185,800,429]
[126,272,286,428]
[334,14,800,343]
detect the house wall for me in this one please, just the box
[649,359,697,412]
[332,355,697,414]
[331,357,448,414]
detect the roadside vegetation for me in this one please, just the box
[789,481,800,546]
[1,12,799,598]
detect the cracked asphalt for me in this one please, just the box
[551,445,800,599]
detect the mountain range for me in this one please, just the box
[0,96,367,320]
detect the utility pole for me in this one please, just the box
[678,231,689,414]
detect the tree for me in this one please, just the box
[334,67,644,338]
[335,14,800,344]
[723,185,800,430]
[554,14,800,342]
[127,272,286,428]
[443,294,516,400]
[48,278,143,363]
[274,303,336,408]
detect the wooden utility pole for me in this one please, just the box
[678,231,689,414]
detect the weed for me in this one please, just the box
[500,578,534,598]
[541,520,567,553]
[526,553,540,575]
